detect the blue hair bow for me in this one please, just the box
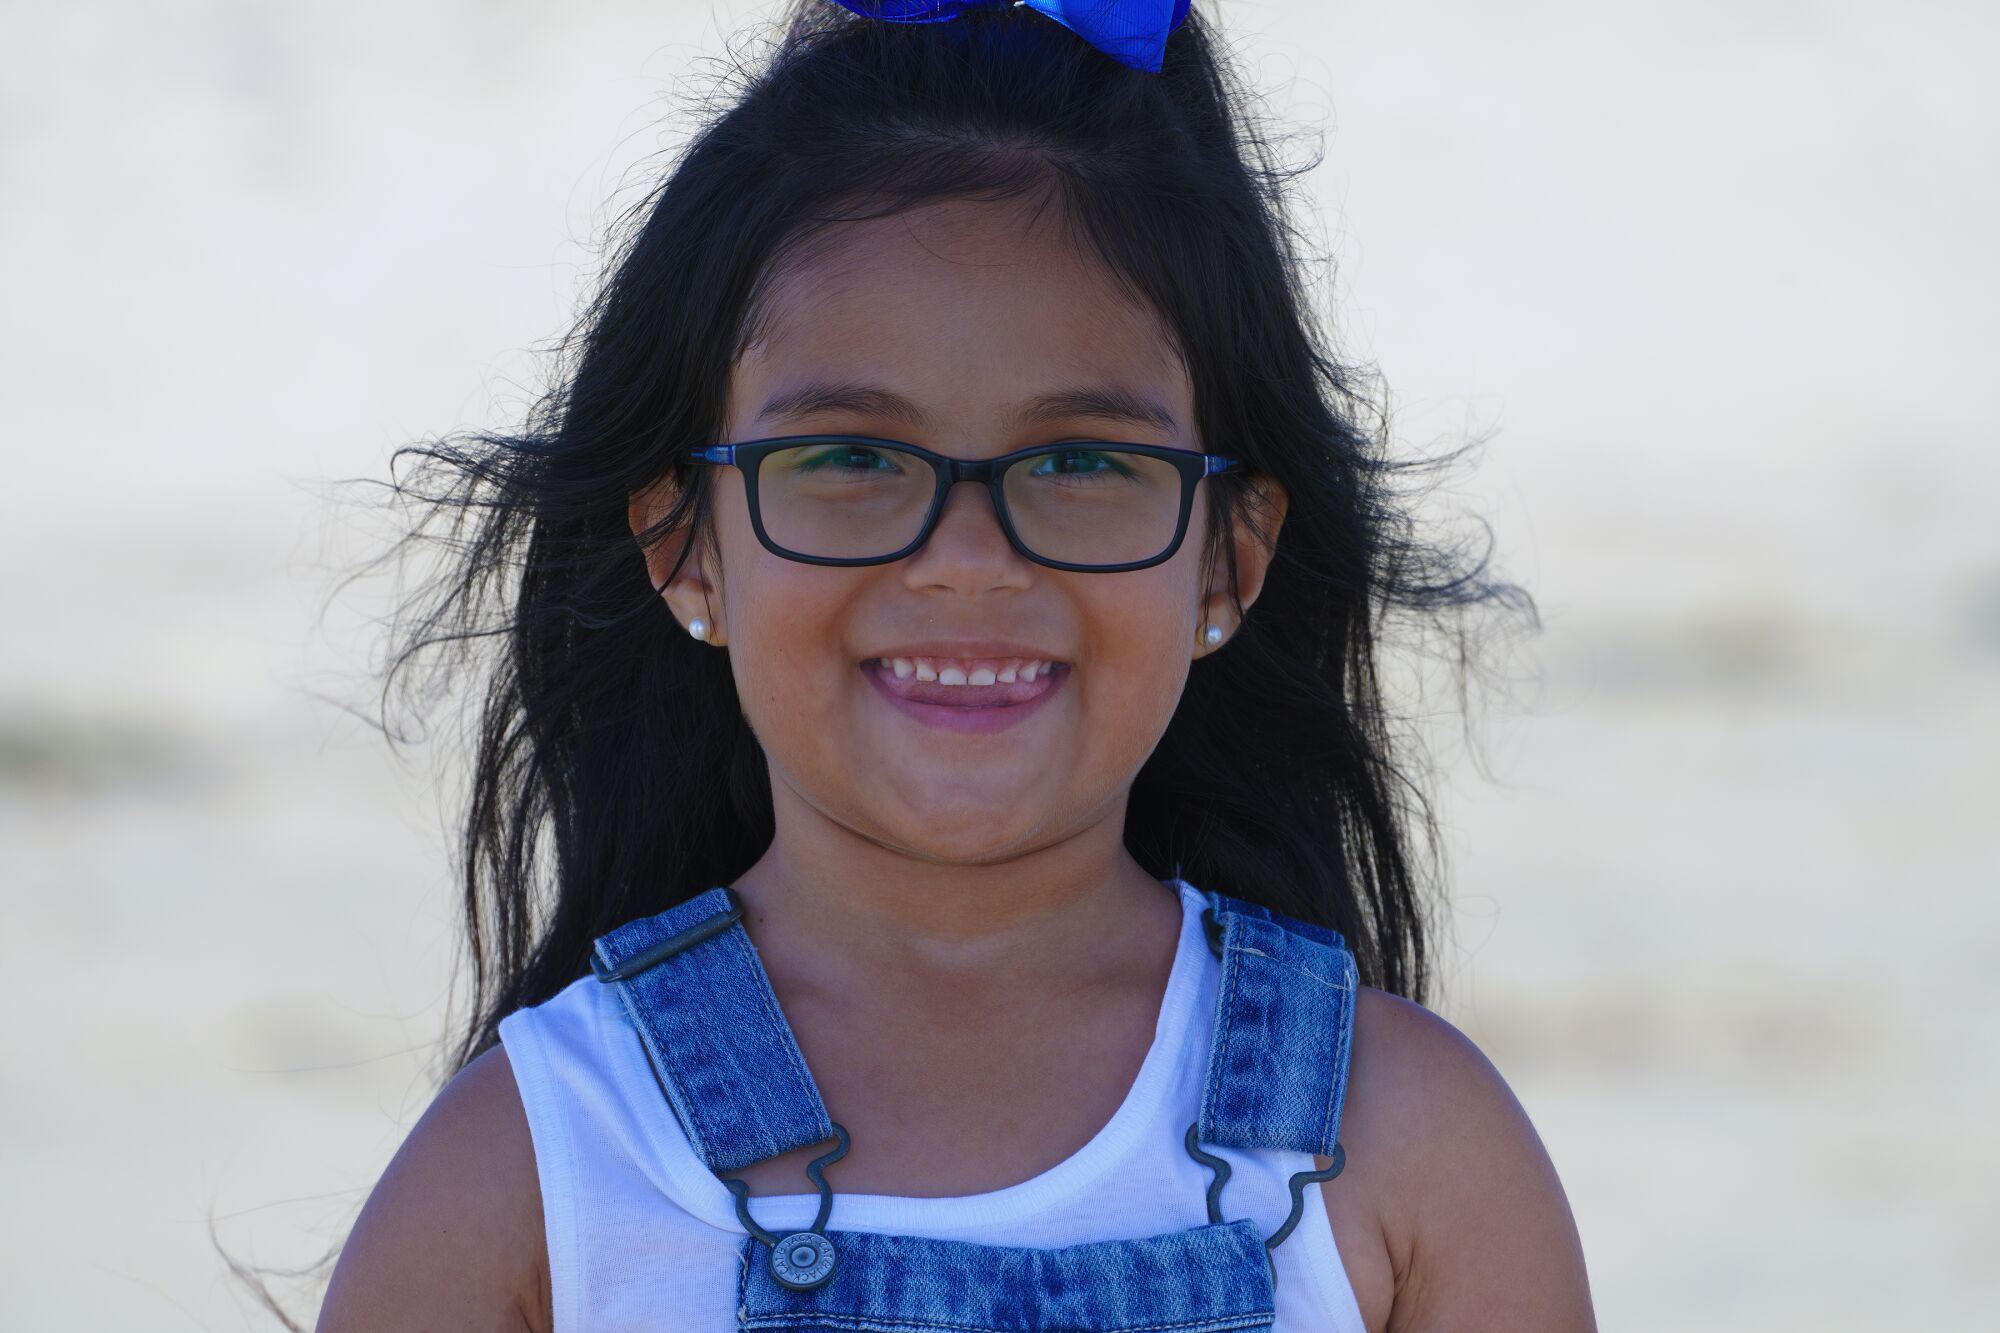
[826,1,1192,75]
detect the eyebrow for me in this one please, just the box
[753,380,1181,435]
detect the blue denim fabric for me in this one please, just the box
[1197,894,1359,1157]
[740,1223,1276,1331]
[591,884,1359,1329]
[593,887,834,1173]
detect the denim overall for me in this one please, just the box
[589,883,1359,1332]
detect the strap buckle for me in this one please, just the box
[591,886,746,982]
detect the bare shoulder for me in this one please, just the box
[318,1044,552,1333]
[1317,985,1596,1333]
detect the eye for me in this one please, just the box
[1025,448,1136,481]
[786,443,904,475]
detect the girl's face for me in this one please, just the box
[634,197,1284,863]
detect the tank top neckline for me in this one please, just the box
[632,876,1210,1235]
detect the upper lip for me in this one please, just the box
[863,641,1069,663]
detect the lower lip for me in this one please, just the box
[861,661,1070,734]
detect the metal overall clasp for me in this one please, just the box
[720,1122,853,1290]
[1184,1123,1346,1292]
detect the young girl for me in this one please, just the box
[318,3,1592,1329]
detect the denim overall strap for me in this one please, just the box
[1195,890,1360,1158]
[590,886,835,1174]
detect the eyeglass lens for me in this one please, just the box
[754,441,1187,565]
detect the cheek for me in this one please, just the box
[711,514,858,723]
[725,581,848,711]
[1071,582,1198,751]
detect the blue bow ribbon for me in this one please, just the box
[826,1,1192,75]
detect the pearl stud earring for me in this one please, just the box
[687,617,709,642]
[1200,623,1222,649]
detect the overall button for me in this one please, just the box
[771,1231,838,1289]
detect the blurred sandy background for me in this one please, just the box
[3,1,1994,1327]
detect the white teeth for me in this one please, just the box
[879,655,1061,685]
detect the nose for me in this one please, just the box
[899,476,1033,591]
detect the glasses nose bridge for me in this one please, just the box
[930,454,1014,523]
[918,454,1019,557]
[937,454,1006,486]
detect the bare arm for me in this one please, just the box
[1326,986,1596,1332]
[318,1045,552,1333]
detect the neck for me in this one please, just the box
[729,784,1180,1007]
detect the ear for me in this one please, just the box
[1195,473,1287,658]
[628,474,727,648]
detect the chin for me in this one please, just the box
[878,803,1051,863]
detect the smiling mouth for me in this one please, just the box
[860,656,1070,709]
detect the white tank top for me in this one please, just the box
[498,878,1369,1332]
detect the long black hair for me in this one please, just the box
[358,0,1536,1077]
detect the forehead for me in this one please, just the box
[729,198,1191,437]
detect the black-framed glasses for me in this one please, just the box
[686,435,1242,573]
